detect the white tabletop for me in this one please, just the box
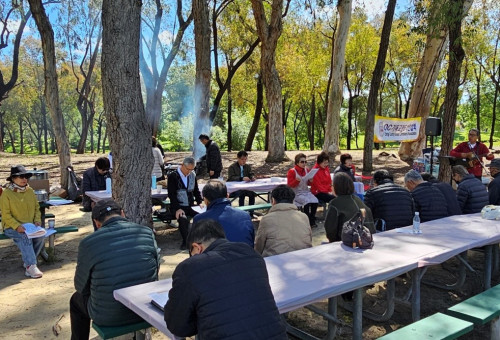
[225,177,287,194]
[85,189,168,202]
[114,213,500,338]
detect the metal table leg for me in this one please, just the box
[353,288,363,340]
[484,244,493,290]
[411,267,421,321]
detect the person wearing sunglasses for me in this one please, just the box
[287,153,319,228]
[164,219,287,340]
[0,165,43,278]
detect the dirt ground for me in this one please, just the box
[0,149,498,339]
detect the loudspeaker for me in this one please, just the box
[425,117,441,136]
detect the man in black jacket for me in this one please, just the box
[364,169,414,231]
[487,159,500,205]
[404,170,449,222]
[421,173,462,216]
[452,165,489,214]
[199,134,222,179]
[81,157,110,212]
[164,219,287,340]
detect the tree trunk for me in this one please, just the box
[251,0,287,162]
[101,0,152,225]
[28,0,71,189]
[245,74,263,151]
[363,0,396,172]
[309,92,315,150]
[474,67,481,131]
[192,0,211,159]
[324,0,352,162]
[227,85,232,151]
[399,0,473,161]
[490,68,499,148]
[438,0,466,182]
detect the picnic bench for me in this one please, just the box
[92,320,150,340]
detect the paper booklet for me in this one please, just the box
[22,223,47,239]
[149,291,169,312]
[297,168,319,182]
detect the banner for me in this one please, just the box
[374,115,421,143]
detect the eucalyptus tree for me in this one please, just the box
[101,0,153,225]
[140,0,193,137]
[28,0,72,188]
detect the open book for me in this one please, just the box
[22,223,47,239]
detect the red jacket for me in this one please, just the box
[287,165,311,188]
[310,164,332,195]
[450,141,493,177]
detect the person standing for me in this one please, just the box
[450,128,494,180]
[227,150,257,206]
[255,185,311,257]
[487,159,500,205]
[152,136,165,181]
[287,153,319,228]
[452,165,489,214]
[164,219,287,340]
[0,165,43,278]
[70,199,159,340]
[199,134,222,179]
[167,157,203,249]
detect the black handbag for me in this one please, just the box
[341,208,374,249]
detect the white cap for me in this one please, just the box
[415,212,419,215]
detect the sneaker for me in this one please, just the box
[25,264,43,278]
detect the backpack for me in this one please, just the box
[66,166,82,202]
[341,209,374,249]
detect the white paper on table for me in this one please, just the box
[149,291,169,311]
[396,228,421,234]
[44,228,57,238]
[192,205,207,214]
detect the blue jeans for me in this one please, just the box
[3,228,44,266]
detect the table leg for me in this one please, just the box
[353,288,363,340]
[411,267,421,321]
[484,244,493,290]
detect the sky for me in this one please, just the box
[354,0,412,18]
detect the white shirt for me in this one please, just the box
[177,167,189,188]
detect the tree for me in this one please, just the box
[363,0,397,172]
[323,0,352,163]
[101,0,152,225]
[250,0,290,162]
[28,0,72,189]
[140,0,193,137]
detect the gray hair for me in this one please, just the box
[452,165,469,177]
[404,169,423,183]
[183,157,196,166]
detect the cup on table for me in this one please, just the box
[156,184,162,194]
[48,219,55,229]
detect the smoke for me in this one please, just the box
[192,83,212,160]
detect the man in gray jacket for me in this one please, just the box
[255,185,312,257]
[70,199,159,340]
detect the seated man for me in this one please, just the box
[81,157,110,212]
[363,169,414,231]
[450,128,494,180]
[421,172,461,216]
[227,150,257,206]
[193,179,254,247]
[164,219,287,340]
[404,170,449,222]
[487,159,500,205]
[255,185,311,257]
[452,165,489,214]
[167,156,203,249]
[70,199,159,340]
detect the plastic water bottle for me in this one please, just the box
[152,175,157,189]
[105,177,112,194]
[413,212,421,234]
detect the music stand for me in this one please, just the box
[439,156,469,184]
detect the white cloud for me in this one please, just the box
[158,30,174,46]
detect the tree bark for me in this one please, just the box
[363,0,396,172]
[245,74,263,151]
[28,0,72,189]
[399,0,473,161]
[438,0,466,182]
[251,0,287,162]
[323,0,352,162]
[101,0,152,225]
[192,0,211,159]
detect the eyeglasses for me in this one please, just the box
[299,161,307,164]
[468,133,477,136]
[15,174,30,179]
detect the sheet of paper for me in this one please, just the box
[192,205,207,214]
[149,291,169,311]
[303,168,319,181]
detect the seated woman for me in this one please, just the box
[311,151,335,203]
[0,165,44,278]
[324,172,375,243]
[334,153,356,182]
[287,153,319,228]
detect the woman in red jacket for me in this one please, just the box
[310,152,335,203]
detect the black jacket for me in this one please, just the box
[164,239,287,340]
[363,180,414,230]
[430,181,461,216]
[456,174,489,214]
[489,173,500,205]
[411,182,449,222]
[204,140,223,173]
[167,169,202,211]
[81,166,109,211]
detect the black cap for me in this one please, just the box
[486,159,500,168]
[92,199,122,221]
[7,165,32,181]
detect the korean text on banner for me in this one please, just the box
[374,115,421,143]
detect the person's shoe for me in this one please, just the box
[25,264,43,278]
